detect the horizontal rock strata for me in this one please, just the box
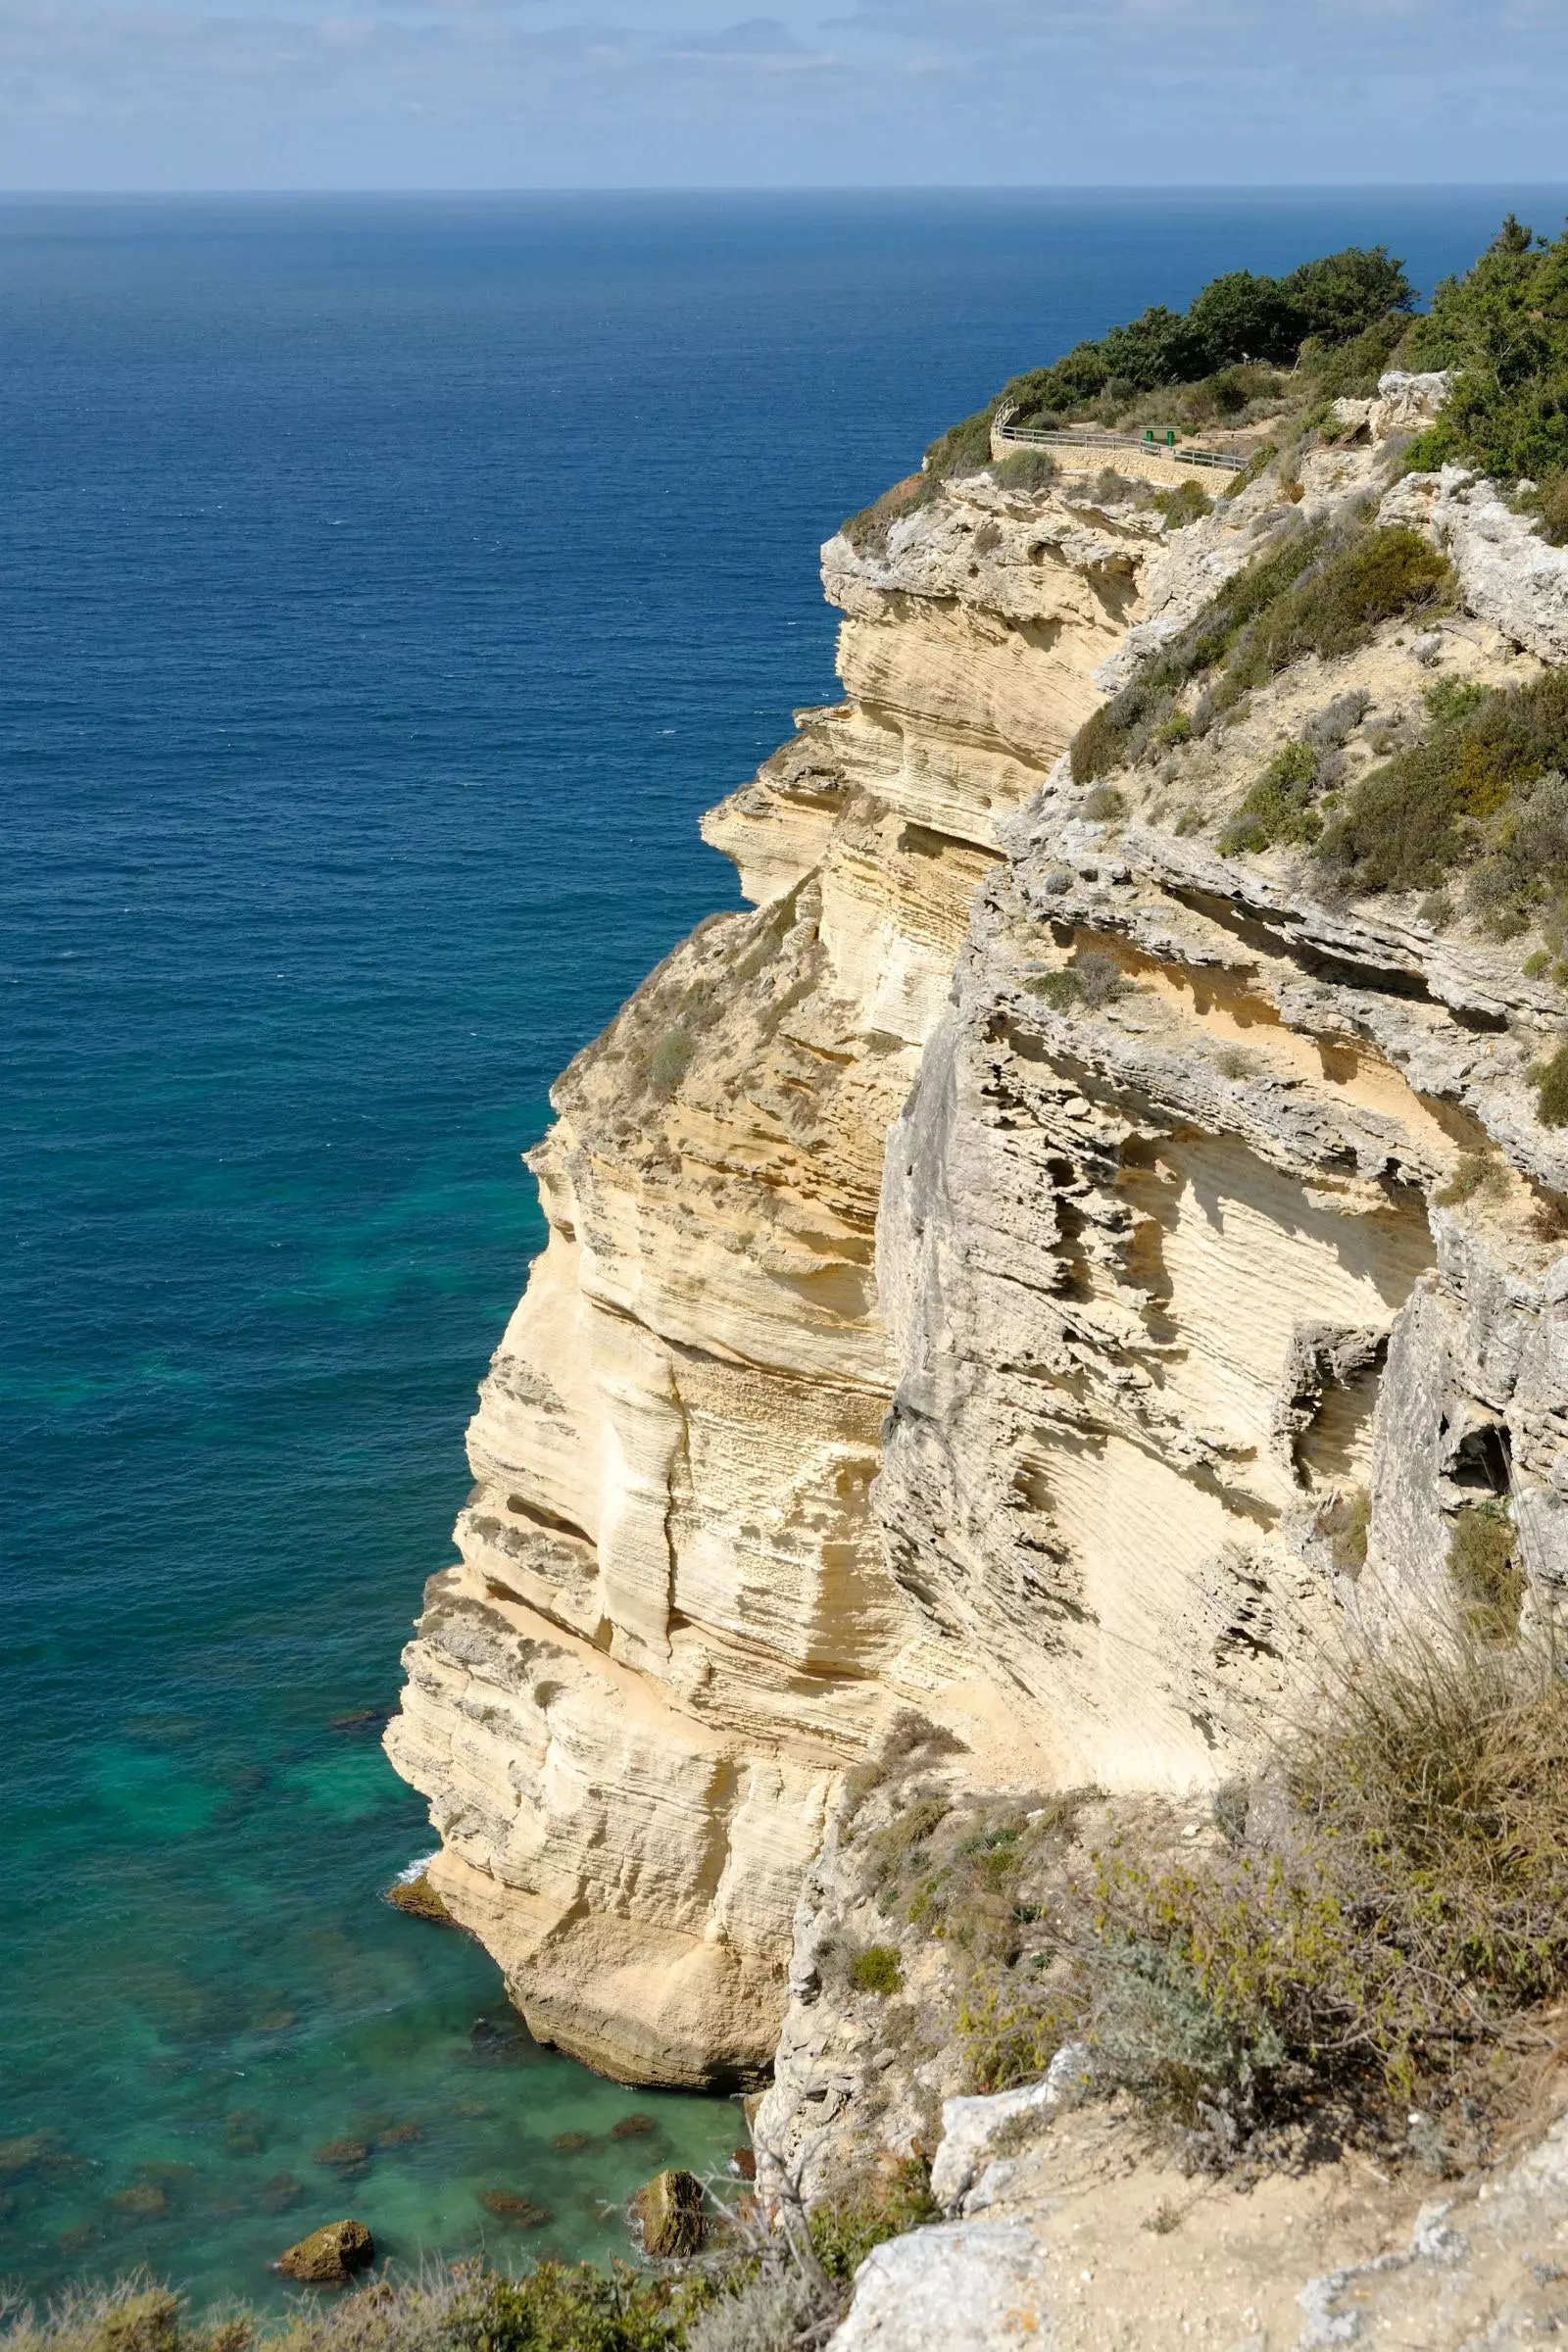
[387,466,1188,2084]
[392,376,1568,2109]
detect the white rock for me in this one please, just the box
[826,2223,1054,2352]
[930,2054,1090,2212]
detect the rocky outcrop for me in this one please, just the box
[390,370,1568,2114]
[386,464,1199,2086]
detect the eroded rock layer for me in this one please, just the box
[391,391,1568,2096]
[386,469,1167,2084]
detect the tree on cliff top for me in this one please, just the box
[921,242,1415,476]
[1401,214,1568,500]
[995,244,1414,419]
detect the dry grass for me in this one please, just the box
[1093,1632,1568,2129]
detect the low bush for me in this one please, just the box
[650,1024,697,1101]
[1070,523,1321,782]
[1447,1504,1525,1642]
[1534,473,1568,548]
[1217,739,1321,856]
[1080,785,1126,819]
[1531,1041,1568,1127]
[1153,481,1212,529]
[840,470,940,558]
[988,447,1058,493]
[1318,670,1568,903]
[1091,1635,1568,2126]
[0,2269,705,2352]
[849,1944,904,1995]
[1025,947,1127,1012]
[1205,527,1450,717]
[1435,1152,1507,1207]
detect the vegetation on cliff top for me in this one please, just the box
[912,241,1416,488]
[1402,214,1568,515]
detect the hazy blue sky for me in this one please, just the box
[2,0,1565,191]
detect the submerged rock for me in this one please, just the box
[275,2218,374,2284]
[314,2139,369,2174]
[478,2189,552,2229]
[258,2173,303,2214]
[608,2112,657,2141]
[552,2131,593,2152]
[632,2169,705,2258]
[112,2181,171,2219]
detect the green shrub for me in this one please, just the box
[1402,216,1568,487]
[0,2270,706,2352]
[957,1977,1074,2095]
[1535,473,1568,547]
[1447,1503,1525,1642]
[1436,1152,1507,1207]
[1207,527,1451,717]
[1154,480,1212,529]
[1532,1042,1568,1126]
[924,411,998,480]
[808,2164,938,2284]
[1218,739,1321,855]
[1081,785,1126,819]
[996,247,1412,423]
[1025,947,1126,1011]
[650,1024,697,1101]
[1091,1636,1568,2111]
[989,446,1058,493]
[841,469,941,558]
[849,1943,904,1995]
[1318,670,1568,901]
[1070,524,1322,783]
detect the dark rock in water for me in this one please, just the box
[375,2123,420,2148]
[329,1707,389,1733]
[552,2131,593,2153]
[631,2169,705,2258]
[609,2112,657,2141]
[0,2131,70,2179]
[224,2109,270,2156]
[315,2139,370,2173]
[478,2189,553,2229]
[113,2180,171,2219]
[386,1874,452,1926]
[258,2174,304,2215]
[276,2219,375,2284]
[730,2146,757,2181]
[56,2222,101,2257]
[468,2015,528,2064]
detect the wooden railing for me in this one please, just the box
[993,411,1247,474]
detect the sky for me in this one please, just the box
[1,0,1566,192]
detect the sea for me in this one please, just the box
[3,185,1563,2308]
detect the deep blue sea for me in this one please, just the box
[3,186,1564,2308]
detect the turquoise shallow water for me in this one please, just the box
[2,187,1561,2309]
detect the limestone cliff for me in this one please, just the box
[384,466,1173,2086]
[388,383,1568,2121]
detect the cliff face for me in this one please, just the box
[388,398,1568,2103]
[385,469,1174,2086]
